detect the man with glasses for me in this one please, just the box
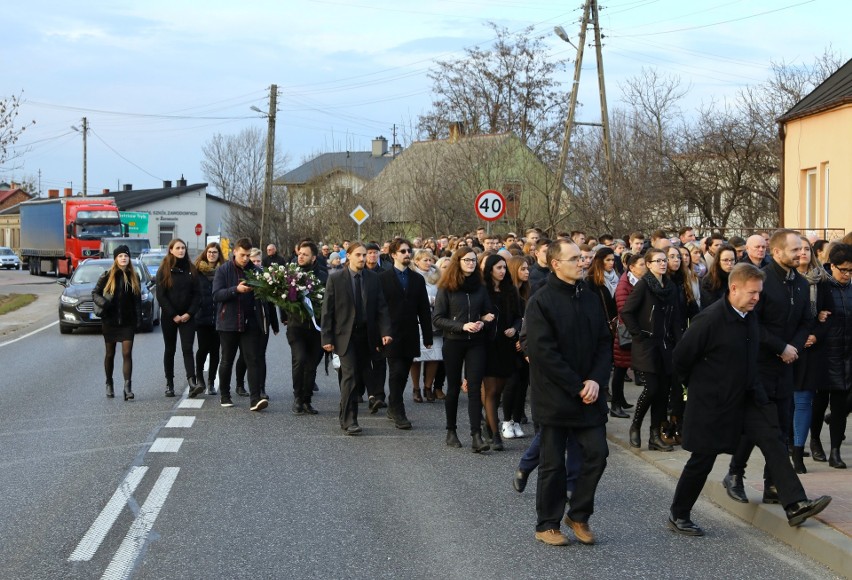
[723,229,815,505]
[743,235,769,268]
[378,238,433,429]
[525,239,611,546]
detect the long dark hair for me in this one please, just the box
[588,246,615,288]
[159,238,196,289]
[438,247,482,292]
[706,244,736,292]
[483,253,520,317]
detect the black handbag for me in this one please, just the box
[616,318,632,349]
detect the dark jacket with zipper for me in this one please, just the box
[432,277,494,342]
[525,273,611,428]
[195,266,218,328]
[213,258,259,333]
[93,270,142,329]
[156,260,200,320]
[620,273,682,375]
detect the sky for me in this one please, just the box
[2,0,849,196]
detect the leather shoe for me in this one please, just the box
[786,496,832,527]
[628,424,641,448]
[828,448,846,469]
[303,402,318,415]
[446,429,462,448]
[811,440,827,462]
[722,473,748,503]
[512,469,529,493]
[344,424,362,436]
[291,401,306,415]
[387,410,412,430]
[535,529,570,546]
[368,396,386,414]
[667,514,704,536]
[609,405,629,419]
[762,483,780,505]
[563,517,595,545]
[236,386,249,397]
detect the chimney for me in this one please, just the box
[64,188,73,197]
[102,189,110,194]
[448,122,465,143]
[163,180,172,188]
[10,182,16,190]
[123,184,133,191]
[48,189,59,198]
[372,136,388,157]
[176,175,187,187]
[391,143,403,156]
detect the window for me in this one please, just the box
[803,169,817,228]
[823,163,830,227]
[159,222,175,247]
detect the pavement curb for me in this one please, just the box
[606,431,852,578]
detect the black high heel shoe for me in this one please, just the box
[124,380,134,401]
[106,380,114,399]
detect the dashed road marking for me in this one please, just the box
[148,438,184,453]
[101,467,180,580]
[177,399,204,409]
[165,416,195,428]
[68,466,148,562]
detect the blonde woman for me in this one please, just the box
[93,245,142,400]
[410,249,443,401]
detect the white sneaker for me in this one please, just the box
[501,421,516,439]
[513,421,525,438]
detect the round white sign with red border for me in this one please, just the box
[475,189,506,222]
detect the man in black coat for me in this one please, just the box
[525,239,611,547]
[668,263,830,535]
[528,238,551,296]
[286,241,328,416]
[378,238,433,429]
[724,229,815,503]
[321,242,393,435]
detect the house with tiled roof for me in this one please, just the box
[0,184,32,212]
[780,58,852,238]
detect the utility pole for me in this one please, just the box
[552,0,613,227]
[258,84,277,250]
[72,118,88,196]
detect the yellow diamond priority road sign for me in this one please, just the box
[350,205,369,225]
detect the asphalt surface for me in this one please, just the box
[0,270,843,579]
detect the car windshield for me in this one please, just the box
[70,263,145,285]
[75,224,124,240]
[0,248,14,256]
[141,253,165,267]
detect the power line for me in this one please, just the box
[88,129,163,181]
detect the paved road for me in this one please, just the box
[0,285,842,579]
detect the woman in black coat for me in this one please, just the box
[93,245,142,401]
[620,248,683,452]
[156,238,201,398]
[585,247,620,414]
[433,248,495,452]
[193,242,224,395]
[700,245,737,308]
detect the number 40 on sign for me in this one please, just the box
[475,189,506,222]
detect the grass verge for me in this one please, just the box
[0,293,37,316]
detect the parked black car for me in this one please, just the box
[58,258,160,334]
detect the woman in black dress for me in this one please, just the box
[93,245,142,401]
[481,254,523,450]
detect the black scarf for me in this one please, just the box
[461,273,481,293]
[643,272,675,302]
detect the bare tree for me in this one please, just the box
[0,91,36,171]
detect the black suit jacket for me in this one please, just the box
[379,267,433,359]
[321,267,391,358]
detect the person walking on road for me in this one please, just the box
[156,238,201,398]
[193,242,224,395]
[525,239,611,547]
[321,242,393,435]
[93,245,142,401]
[668,263,831,536]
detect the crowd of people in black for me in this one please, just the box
[91,224,851,545]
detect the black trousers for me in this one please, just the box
[338,329,376,429]
[730,384,792,481]
[161,318,196,382]
[536,424,608,531]
[387,357,414,416]
[218,329,261,404]
[811,390,849,449]
[195,324,220,384]
[502,360,529,423]
[237,329,270,390]
[287,325,323,403]
[442,339,486,434]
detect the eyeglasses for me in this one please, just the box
[719,258,736,263]
[555,257,581,263]
[835,267,852,275]
[649,258,668,264]
[398,249,411,254]
[460,258,477,263]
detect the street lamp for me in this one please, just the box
[70,117,88,196]
[251,85,277,250]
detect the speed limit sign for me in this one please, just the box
[474,189,506,222]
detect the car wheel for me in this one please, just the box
[59,324,73,335]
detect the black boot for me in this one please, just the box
[188,376,204,398]
[792,446,807,474]
[446,429,462,448]
[106,379,114,399]
[811,439,827,462]
[829,448,847,469]
[206,375,217,395]
[629,389,651,448]
[629,424,641,448]
[649,428,674,452]
[471,431,490,453]
[196,376,208,395]
[492,430,504,451]
[123,380,134,401]
[164,379,175,397]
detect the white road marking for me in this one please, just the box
[148,438,183,453]
[164,416,195,428]
[101,467,180,580]
[177,399,204,409]
[68,466,148,562]
[0,321,59,348]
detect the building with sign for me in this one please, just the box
[93,178,233,253]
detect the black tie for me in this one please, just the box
[354,273,364,325]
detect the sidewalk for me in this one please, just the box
[608,381,852,578]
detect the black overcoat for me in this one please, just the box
[321,267,391,359]
[672,298,762,455]
[620,275,682,375]
[379,267,433,359]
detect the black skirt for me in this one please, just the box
[102,322,134,343]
